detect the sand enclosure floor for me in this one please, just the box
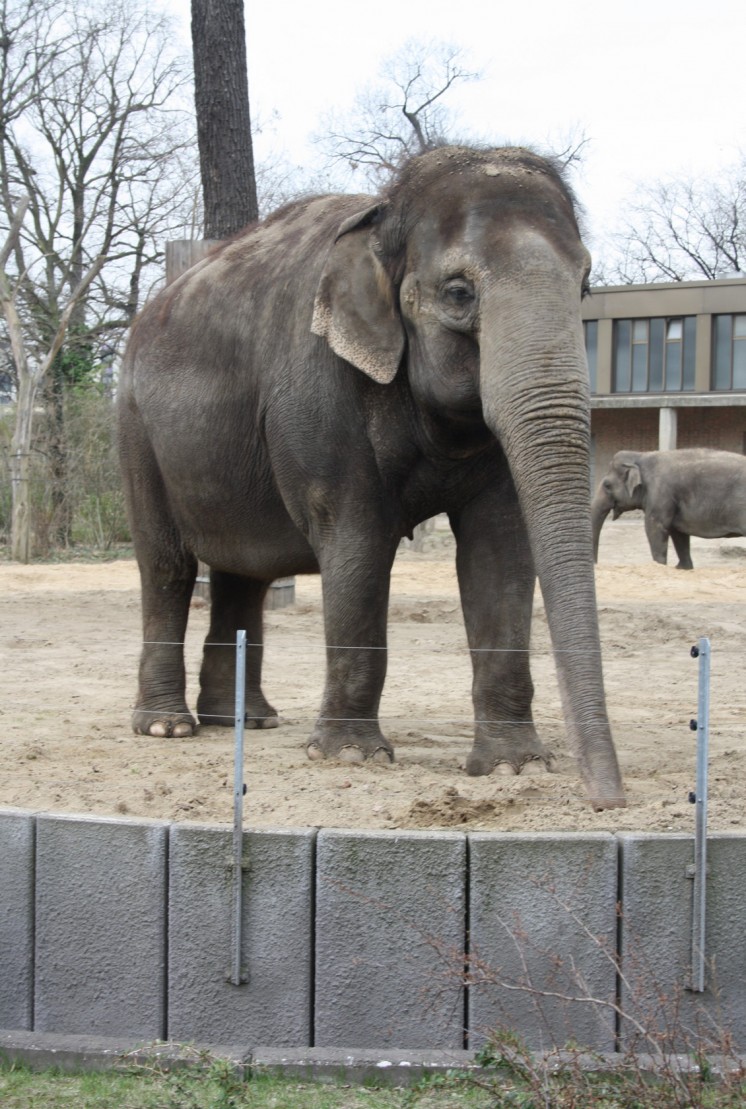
[2,515,745,834]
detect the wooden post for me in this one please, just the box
[165,240,217,284]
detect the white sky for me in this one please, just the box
[168,0,745,254]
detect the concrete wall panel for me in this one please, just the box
[168,824,315,1045]
[315,829,466,1050]
[34,815,168,1038]
[0,809,35,1030]
[468,833,618,1052]
[619,833,746,1052]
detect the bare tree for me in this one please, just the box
[316,39,480,188]
[598,160,746,284]
[1,198,104,560]
[316,39,589,195]
[191,0,258,237]
[0,0,198,558]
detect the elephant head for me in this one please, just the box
[591,451,645,560]
[312,146,624,810]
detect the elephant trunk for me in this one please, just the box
[590,488,613,562]
[479,285,624,809]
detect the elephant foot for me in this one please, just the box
[493,755,553,777]
[306,723,394,765]
[307,742,394,765]
[467,751,553,777]
[465,728,551,778]
[197,693,278,729]
[133,709,196,738]
[246,713,279,730]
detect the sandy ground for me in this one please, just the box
[1,515,745,834]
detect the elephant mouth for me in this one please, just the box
[611,506,623,520]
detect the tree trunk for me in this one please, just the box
[9,362,40,563]
[191,0,258,238]
[44,366,72,547]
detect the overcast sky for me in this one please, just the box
[169,0,744,255]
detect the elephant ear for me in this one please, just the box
[312,204,404,384]
[624,463,643,498]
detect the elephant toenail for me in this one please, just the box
[338,746,365,764]
[495,762,518,777]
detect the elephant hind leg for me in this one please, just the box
[123,431,199,737]
[197,570,279,728]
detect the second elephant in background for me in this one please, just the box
[591,448,746,569]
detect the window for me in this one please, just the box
[613,317,695,392]
[583,320,597,392]
[712,314,746,390]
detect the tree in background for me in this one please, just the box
[191,0,258,238]
[596,159,746,284]
[0,0,198,558]
[316,39,479,190]
[316,38,588,197]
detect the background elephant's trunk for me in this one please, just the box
[591,488,613,562]
[479,286,624,809]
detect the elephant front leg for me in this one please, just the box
[644,511,671,564]
[669,527,693,570]
[197,571,279,728]
[451,490,551,776]
[307,542,396,765]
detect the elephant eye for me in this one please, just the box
[440,279,476,327]
[442,279,474,306]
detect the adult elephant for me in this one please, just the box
[118,145,625,811]
[591,448,746,569]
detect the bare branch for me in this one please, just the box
[0,192,29,269]
[599,158,746,283]
[315,38,480,187]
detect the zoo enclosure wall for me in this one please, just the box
[2,808,746,1055]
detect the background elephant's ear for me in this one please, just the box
[312,205,404,385]
[624,464,643,497]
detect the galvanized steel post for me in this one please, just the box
[689,637,711,993]
[231,629,247,986]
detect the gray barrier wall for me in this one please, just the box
[1,806,744,1054]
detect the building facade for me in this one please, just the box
[582,277,746,485]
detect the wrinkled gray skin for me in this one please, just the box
[118,145,625,810]
[592,448,746,569]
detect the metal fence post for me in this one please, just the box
[230,629,247,986]
[688,636,711,993]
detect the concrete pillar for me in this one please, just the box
[168,824,315,1045]
[0,810,35,1029]
[596,319,614,394]
[468,832,618,1052]
[34,815,168,1038]
[659,407,678,451]
[618,833,746,1051]
[694,313,712,392]
[315,829,467,1049]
